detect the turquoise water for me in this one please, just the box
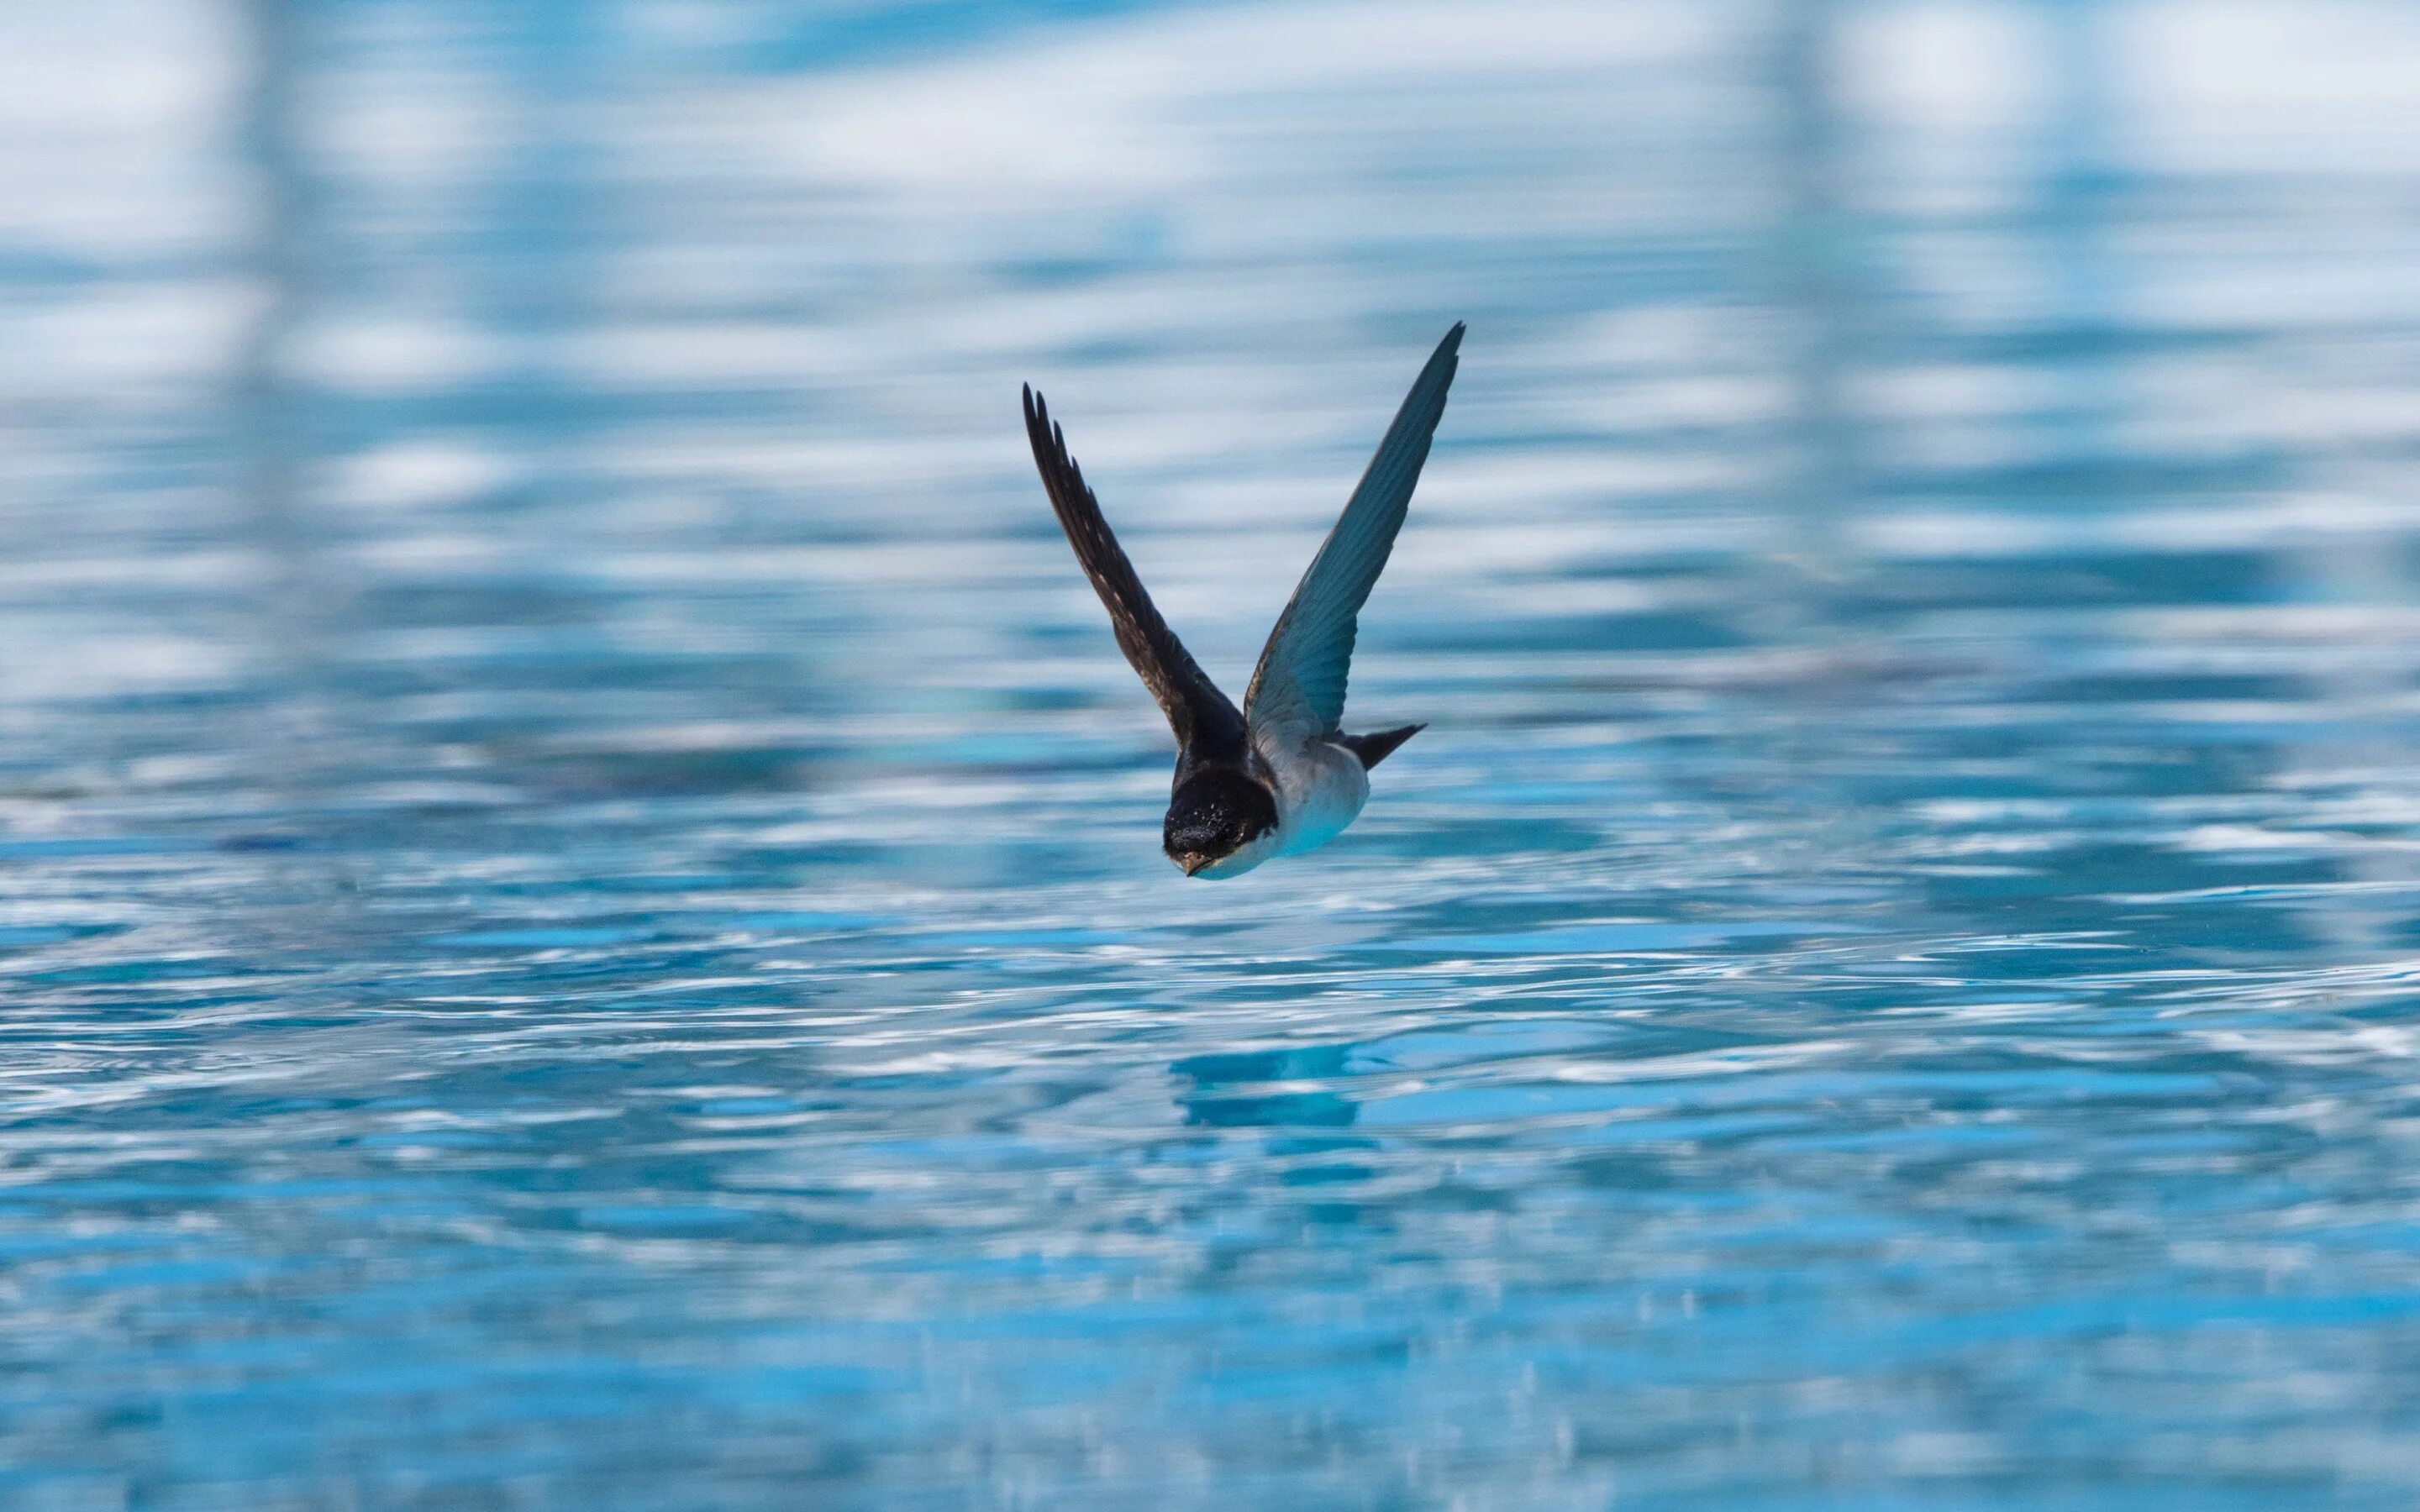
[11,1,2420,1505]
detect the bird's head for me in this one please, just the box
[1163,769,1278,879]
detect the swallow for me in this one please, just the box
[1023,323,1462,878]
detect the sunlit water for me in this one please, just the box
[9,1,2420,1506]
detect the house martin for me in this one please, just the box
[1022,323,1462,878]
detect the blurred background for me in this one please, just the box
[9,0,2420,1506]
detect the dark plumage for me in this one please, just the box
[1162,769,1278,877]
[1023,386,1247,768]
[1339,723,1424,770]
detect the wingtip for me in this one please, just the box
[1423,322,1465,370]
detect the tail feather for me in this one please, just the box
[1339,723,1423,770]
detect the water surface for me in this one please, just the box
[8,1,2420,1506]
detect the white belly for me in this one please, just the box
[1189,737,1370,879]
[1269,737,1370,856]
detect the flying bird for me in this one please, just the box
[1022,323,1462,878]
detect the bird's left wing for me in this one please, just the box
[1023,385,1249,761]
[1244,323,1461,747]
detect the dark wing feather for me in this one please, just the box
[1244,323,1461,743]
[1023,384,1247,760]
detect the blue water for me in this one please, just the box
[11,0,2420,1505]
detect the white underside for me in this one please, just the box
[1192,736,1368,878]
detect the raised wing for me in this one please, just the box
[1023,385,1248,760]
[1244,323,1461,743]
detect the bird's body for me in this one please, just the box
[1194,733,1367,878]
[1023,324,1463,878]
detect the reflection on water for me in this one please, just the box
[8,0,2420,1504]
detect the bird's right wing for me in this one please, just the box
[1023,385,1248,760]
[1244,323,1461,748]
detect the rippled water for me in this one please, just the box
[11,1,2420,1505]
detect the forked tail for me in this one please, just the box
[1338,724,1423,770]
